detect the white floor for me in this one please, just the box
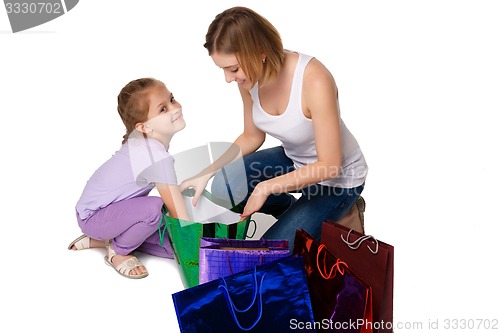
[2,2,499,331]
[56,213,277,333]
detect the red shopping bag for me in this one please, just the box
[321,221,394,333]
[293,229,373,333]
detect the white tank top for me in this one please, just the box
[250,52,367,188]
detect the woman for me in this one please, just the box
[180,6,368,248]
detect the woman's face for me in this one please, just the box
[211,52,253,90]
[144,85,185,138]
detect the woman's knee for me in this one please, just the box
[211,170,227,198]
[211,167,250,203]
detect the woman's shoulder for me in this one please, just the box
[288,50,331,77]
[303,56,335,87]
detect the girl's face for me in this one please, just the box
[144,85,185,139]
[211,52,253,90]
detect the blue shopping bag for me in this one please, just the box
[172,255,316,332]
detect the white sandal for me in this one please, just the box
[67,234,91,250]
[104,241,148,279]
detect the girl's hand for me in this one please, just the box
[240,182,270,219]
[179,172,213,207]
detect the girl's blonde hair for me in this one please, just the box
[117,78,164,144]
[204,6,285,87]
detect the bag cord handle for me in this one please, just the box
[221,166,236,208]
[341,229,379,254]
[316,244,348,280]
[158,213,168,247]
[218,267,266,331]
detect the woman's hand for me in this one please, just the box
[179,172,214,207]
[240,182,270,219]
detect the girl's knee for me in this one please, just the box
[144,197,164,226]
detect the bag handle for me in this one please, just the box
[221,166,236,209]
[218,268,266,331]
[316,244,348,280]
[158,212,169,247]
[341,229,379,254]
[246,219,257,238]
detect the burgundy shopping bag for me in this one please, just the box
[321,221,394,333]
[293,229,373,333]
[198,238,290,284]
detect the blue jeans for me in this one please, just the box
[211,146,364,250]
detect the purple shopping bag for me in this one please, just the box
[199,237,290,284]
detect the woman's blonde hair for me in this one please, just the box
[117,78,165,144]
[204,6,285,87]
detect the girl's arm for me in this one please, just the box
[156,183,190,220]
[241,59,343,217]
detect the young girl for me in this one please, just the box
[68,78,189,279]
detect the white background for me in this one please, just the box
[1,1,499,332]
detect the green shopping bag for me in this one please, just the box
[159,189,255,288]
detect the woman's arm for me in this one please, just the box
[180,86,266,205]
[156,183,190,220]
[198,86,266,176]
[241,59,343,217]
[234,86,267,155]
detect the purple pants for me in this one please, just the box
[77,196,173,258]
